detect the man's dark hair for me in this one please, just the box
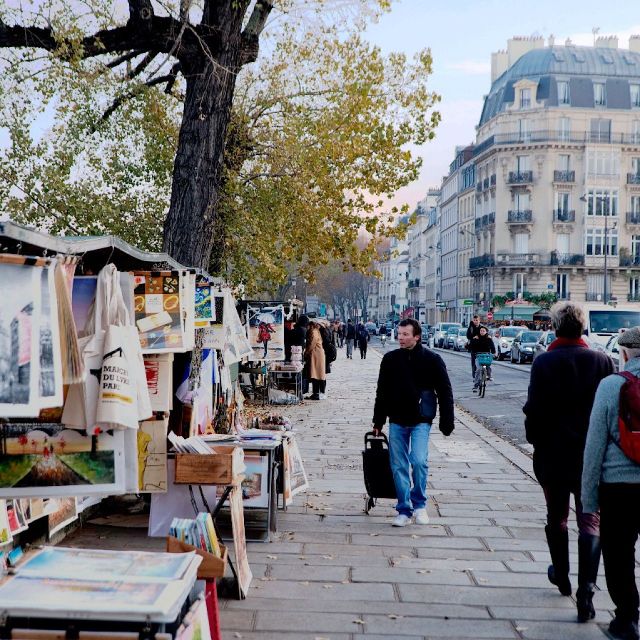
[398,318,421,336]
[473,315,479,320]
[348,318,353,323]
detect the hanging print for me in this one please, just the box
[246,304,285,361]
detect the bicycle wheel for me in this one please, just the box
[479,367,487,397]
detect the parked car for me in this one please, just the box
[533,331,556,360]
[492,326,524,360]
[433,322,462,348]
[451,327,468,351]
[444,325,461,349]
[420,324,432,344]
[605,334,620,371]
[510,330,542,364]
[365,321,377,336]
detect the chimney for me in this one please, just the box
[548,34,555,47]
[507,36,545,67]
[491,50,509,83]
[565,38,573,46]
[595,35,619,49]
[630,35,640,53]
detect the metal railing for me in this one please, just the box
[507,170,533,184]
[627,212,640,224]
[553,170,575,182]
[469,254,495,270]
[507,210,533,223]
[628,174,640,185]
[628,294,640,302]
[550,252,584,266]
[496,253,541,266]
[586,292,614,302]
[553,210,576,223]
[619,255,640,267]
[483,178,490,190]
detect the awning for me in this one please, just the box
[492,305,541,320]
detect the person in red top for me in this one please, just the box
[257,321,275,358]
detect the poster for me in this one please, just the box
[38,264,63,409]
[191,349,214,436]
[247,304,285,361]
[0,425,128,498]
[180,270,196,351]
[288,437,309,497]
[144,354,173,413]
[0,499,12,545]
[28,498,46,521]
[47,497,78,535]
[229,484,252,598]
[133,272,186,353]
[137,419,168,494]
[194,275,215,327]
[239,453,269,508]
[176,594,212,640]
[0,263,42,417]
[71,276,98,337]
[201,293,226,350]
[282,438,292,506]
[6,498,28,533]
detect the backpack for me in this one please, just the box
[615,371,640,464]
[320,327,337,363]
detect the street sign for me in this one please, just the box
[547,284,554,290]
[463,299,473,305]
[435,302,446,308]
[487,312,494,320]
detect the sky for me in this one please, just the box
[364,0,640,210]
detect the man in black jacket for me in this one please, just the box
[345,319,356,359]
[372,318,455,527]
[466,315,481,378]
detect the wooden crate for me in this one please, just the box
[174,446,244,485]
[166,536,228,579]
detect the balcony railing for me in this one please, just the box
[586,292,614,302]
[507,170,533,184]
[550,252,584,266]
[476,183,482,193]
[490,174,496,187]
[483,178,490,190]
[496,253,541,266]
[474,213,496,232]
[628,294,640,302]
[627,212,640,224]
[507,209,533,223]
[472,130,640,159]
[407,278,421,288]
[553,210,576,223]
[553,170,575,182]
[619,255,640,267]
[627,173,640,185]
[474,218,482,231]
[469,254,495,270]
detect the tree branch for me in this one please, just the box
[107,50,145,69]
[126,50,158,79]
[241,1,274,65]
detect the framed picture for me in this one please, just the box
[240,453,269,508]
[47,497,78,536]
[246,304,285,362]
[0,500,13,546]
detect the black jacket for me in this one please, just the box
[373,345,454,435]
[345,323,356,340]
[469,335,495,355]
[466,322,481,341]
[523,342,614,487]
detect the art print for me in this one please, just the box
[38,265,63,409]
[6,499,28,533]
[0,264,42,417]
[194,275,215,326]
[239,453,269,508]
[133,272,186,353]
[47,497,77,535]
[0,500,12,545]
[144,354,173,413]
[288,437,309,497]
[247,304,285,361]
[71,276,98,337]
[137,419,168,494]
[229,485,252,597]
[0,424,127,498]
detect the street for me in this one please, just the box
[369,338,533,452]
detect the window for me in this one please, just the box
[520,88,531,109]
[516,155,530,171]
[514,233,529,254]
[632,196,640,214]
[586,190,618,216]
[632,84,640,107]
[558,117,571,141]
[518,119,531,142]
[633,120,640,144]
[587,274,607,297]
[633,157,640,176]
[632,235,640,258]
[587,148,619,177]
[585,227,618,255]
[558,81,570,105]
[630,278,640,300]
[590,118,611,143]
[515,192,530,211]
[558,154,571,171]
[514,273,527,296]
[556,233,570,254]
[556,192,570,214]
[557,274,569,299]
[594,82,606,106]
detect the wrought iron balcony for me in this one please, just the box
[507,210,533,223]
[496,253,541,266]
[619,255,640,267]
[627,173,640,185]
[628,294,640,302]
[553,210,576,223]
[508,170,533,185]
[553,170,575,182]
[407,278,421,288]
[469,254,495,270]
[586,292,614,302]
[483,178,490,190]
[474,218,482,231]
[549,252,584,266]
[627,212,640,224]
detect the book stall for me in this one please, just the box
[0,221,309,638]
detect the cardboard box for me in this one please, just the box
[166,536,227,579]
[174,447,244,485]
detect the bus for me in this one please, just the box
[583,304,640,348]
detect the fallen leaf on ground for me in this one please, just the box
[352,619,365,625]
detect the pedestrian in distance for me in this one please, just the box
[356,322,369,359]
[317,319,335,399]
[337,321,345,347]
[466,314,482,378]
[470,325,495,392]
[523,302,614,623]
[345,318,356,359]
[582,326,640,640]
[372,318,455,527]
[303,321,326,400]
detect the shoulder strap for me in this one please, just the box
[617,371,637,383]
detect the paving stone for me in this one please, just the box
[267,563,349,581]
[255,610,367,633]
[352,565,474,586]
[360,614,517,638]
[489,606,611,623]
[515,620,610,639]
[247,579,396,601]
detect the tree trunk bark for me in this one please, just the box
[162,8,245,269]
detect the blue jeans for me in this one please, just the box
[389,422,431,517]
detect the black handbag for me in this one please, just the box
[419,389,438,422]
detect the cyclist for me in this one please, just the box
[470,325,496,392]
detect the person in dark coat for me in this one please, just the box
[523,302,614,623]
[372,318,454,527]
[345,319,356,359]
[470,325,495,391]
[466,315,482,378]
[356,322,369,359]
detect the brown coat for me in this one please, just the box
[305,326,326,381]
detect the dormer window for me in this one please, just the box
[594,82,606,106]
[632,84,640,108]
[520,88,531,109]
[558,81,570,105]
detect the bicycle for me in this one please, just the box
[476,353,493,398]
[380,334,387,347]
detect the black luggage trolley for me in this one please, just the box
[362,431,397,514]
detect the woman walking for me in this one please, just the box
[304,321,326,400]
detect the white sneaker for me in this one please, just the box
[391,514,411,527]
[319,393,326,399]
[414,508,429,525]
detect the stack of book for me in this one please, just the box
[169,513,221,558]
[168,431,214,454]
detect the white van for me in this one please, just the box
[583,304,640,348]
[433,322,462,348]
